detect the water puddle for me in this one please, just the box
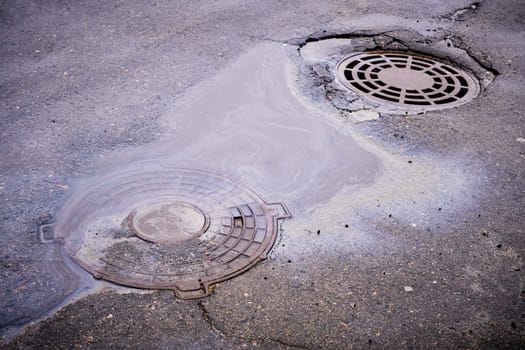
[93,42,381,209]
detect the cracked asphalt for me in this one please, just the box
[1,0,524,349]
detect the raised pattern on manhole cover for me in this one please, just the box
[335,51,480,112]
[128,201,210,243]
[54,164,290,299]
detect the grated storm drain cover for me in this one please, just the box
[336,51,480,112]
[54,165,290,299]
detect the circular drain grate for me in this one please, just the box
[54,164,290,299]
[335,51,479,112]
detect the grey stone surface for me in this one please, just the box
[1,0,524,349]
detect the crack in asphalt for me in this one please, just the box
[444,33,500,76]
[197,301,228,338]
[437,1,500,77]
[254,30,397,48]
[270,28,495,82]
[292,30,396,48]
[197,302,311,350]
[267,0,497,81]
[440,1,482,22]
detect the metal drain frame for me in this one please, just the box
[335,50,480,112]
[54,165,291,300]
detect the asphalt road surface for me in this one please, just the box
[1,0,524,349]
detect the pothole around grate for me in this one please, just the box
[54,164,290,299]
[335,51,480,112]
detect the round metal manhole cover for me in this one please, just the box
[54,164,290,299]
[335,51,480,112]
[128,201,211,244]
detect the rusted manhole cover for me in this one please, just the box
[336,51,479,112]
[128,201,211,243]
[54,164,290,299]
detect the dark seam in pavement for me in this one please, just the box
[375,33,412,50]
[251,37,291,45]
[256,30,397,49]
[276,6,499,81]
[380,32,500,79]
[292,30,396,49]
[197,302,311,350]
[197,301,227,338]
[265,27,498,85]
[307,29,500,80]
[440,1,482,22]
[437,0,500,77]
[263,1,484,48]
[444,33,500,77]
